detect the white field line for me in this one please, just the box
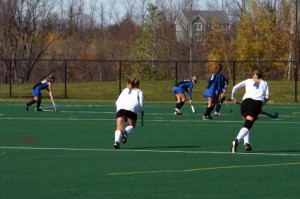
[1,116,300,124]
[0,146,300,157]
[0,116,300,124]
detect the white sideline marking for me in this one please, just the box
[0,117,114,121]
[0,117,300,124]
[0,146,299,157]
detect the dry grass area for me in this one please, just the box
[0,80,298,103]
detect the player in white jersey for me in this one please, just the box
[230,70,269,153]
[113,76,144,149]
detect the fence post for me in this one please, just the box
[64,60,67,98]
[175,61,178,84]
[119,61,122,94]
[9,59,12,97]
[232,61,236,86]
[295,62,298,103]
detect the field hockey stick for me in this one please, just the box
[51,100,57,112]
[137,89,144,127]
[189,98,196,114]
[190,102,197,114]
[190,104,196,113]
[260,110,278,119]
[229,99,278,119]
[224,100,233,112]
[49,93,57,112]
[141,112,144,127]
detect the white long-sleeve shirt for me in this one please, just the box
[116,88,144,113]
[231,78,269,102]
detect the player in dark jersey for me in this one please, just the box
[172,76,197,115]
[25,75,55,111]
[214,75,229,116]
[203,64,223,120]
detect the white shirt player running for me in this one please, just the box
[231,78,269,102]
[116,88,144,113]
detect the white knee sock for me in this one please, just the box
[243,131,250,145]
[125,126,134,135]
[115,130,122,143]
[236,127,249,142]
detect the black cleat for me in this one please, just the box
[25,104,29,111]
[231,139,238,153]
[244,143,252,151]
[35,108,43,112]
[113,141,120,149]
[121,130,127,144]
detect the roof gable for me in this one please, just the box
[180,10,229,24]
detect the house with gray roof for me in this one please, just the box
[175,10,231,43]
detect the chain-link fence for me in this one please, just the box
[0,59,299,102]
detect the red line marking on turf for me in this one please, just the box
[0,135,36,145]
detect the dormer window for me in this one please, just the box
[194,23,202,30]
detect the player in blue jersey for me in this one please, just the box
[203,64,224,120]
[214,75,229,116]
[172,76,197,115]
[25,75,55,111]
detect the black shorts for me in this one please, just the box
[241,98,262,121]
[116,109,137,122]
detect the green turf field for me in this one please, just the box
[1,101,300,198]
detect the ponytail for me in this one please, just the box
[253,70,262,83]
[127,76,140,90]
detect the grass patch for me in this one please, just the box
[0,80,298,103]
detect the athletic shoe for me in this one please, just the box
[214,111,221,116]
[113,141,120,149]
[24,104,29,111]
[35,108,43,112]
[174,108,182,115]
[202,115,213,120]
[121,130,127,144]
[244,143,252,151]
[231,139,238,153]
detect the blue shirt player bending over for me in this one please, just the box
[25,75,55,112]
[172,76,197,115]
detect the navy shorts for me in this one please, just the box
[241,98,262,120]
[172,87,184,94]
[204,88,218,100]
[116,109,137,122]
[32,88,42,98]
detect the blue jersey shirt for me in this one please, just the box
[204,72,223,98]
[31,79,49,97]
[222,76,229,87]
[173,80,194,100]
[33,79,49,91]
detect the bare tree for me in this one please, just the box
[88,0,97,30]
[106,0,122,25]
[135,0,147,26]
[0,0,57,83]
[122,0,136,21]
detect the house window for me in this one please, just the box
[194,23,202,30]
[194,34,203,42]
